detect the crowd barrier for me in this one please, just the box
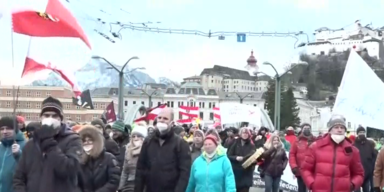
[252,152,298,192]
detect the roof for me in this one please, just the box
[315,27,330,32]
[218,92,264,100]
[257,75,271,81]
[145,83,167,89]
[200,65,256,81]
[180,82,202,88]
[91,87,164,97]
[183,75,201,80]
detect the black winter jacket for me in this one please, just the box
[79,152,120,192]
[13,124,83,192]
[134,129,191,192]
[104,133,120,157]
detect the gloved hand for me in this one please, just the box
[292,167,299,175]
[34,124,58,140]
[40,138,58,152]
[374,187,381,192]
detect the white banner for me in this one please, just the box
[219,103,261,127]
[253,152,298,192]
[333,50,384,129]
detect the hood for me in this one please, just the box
[202,146,226,160]
[79,125,104,158]
[15,131,25,142]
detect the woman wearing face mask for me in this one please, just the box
[227,128,256,192]
[257,135,288,192]
[78,125,120,192]
[186,135,236,192]
[119,126,147,192]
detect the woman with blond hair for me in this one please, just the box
[119,125,148,192]
[257,135,288,192]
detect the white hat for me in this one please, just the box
[132,126,148,138]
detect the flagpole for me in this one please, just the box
[9,1,19,133]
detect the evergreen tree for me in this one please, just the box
[281,88,301,128]
[264,80,276,125]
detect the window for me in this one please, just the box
[94,103,98,109]
[133,101,136,104]
[65,115,71,121]
[208,102,212,108]
[36,103,41,109]
[212,102,215,108]
[76,106,80,109]
[158,102,161,106]
[167,101,170,106]
[209,112,214,120]
[179,113,182,119]
[6,91,11,96]
[46,92,51,97]
[141,101,145,105]
[26,114,31,120]
[124,101,128,106]
[26,102,31,108]
[35,92,41,97]
[76,115,81,121]
[199,102,202,108]
[93,115,98,120]
[199,112,203,119]
[254,104,257,107]
[170,101,174,108]
[65,104,71,109]
[100,104,105,109]
[17,102,21,108]
[202,102,205,108]
[26,91,31,97]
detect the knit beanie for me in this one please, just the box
[91,119,106,130]
[132,126,148,138]
[112,120,125,133]
[40,96,64,120]
[194,129,205,139]
[327,115,346,131]
[0,117,15,130]
[204,135,218,146]
[17,116,25,124]
[206,128,221,143]
[356,126,366,134]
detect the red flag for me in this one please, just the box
[178,106,199,118]
[213,107,221,119]
[134,104,166,122]
[11,0,92,96]
[101,101,116,123]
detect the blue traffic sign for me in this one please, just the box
[237,33,246,42]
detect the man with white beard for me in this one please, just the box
[134,108,191,192]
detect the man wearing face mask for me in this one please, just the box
[111,120,130,171]
[13,96,83,192]
[353,126,376,192]
[91,119,120,157]
[301,115,364,192]
[289,123,315,192]
[134,108,191,192]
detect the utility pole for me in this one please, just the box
[235,92,251,104]
[92,56,141,120]
[138,88,161,108]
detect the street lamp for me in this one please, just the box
[138,88,161,108]
[262,62,300,130]
[92,56,141,120]
[235,92,251,103]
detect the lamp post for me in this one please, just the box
[235,92,251,103]
[138,88,161,108]
[263,62,302,130]
[92,56,141,120]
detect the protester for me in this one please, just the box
[367,138,378,192]
[373,139,384,191]
[147,126,155,137]
[134,108,191,192]
[354,126,377,192]
[223,127,238,148]
[186,135,236,192]
[289,123,315,192]
[112,120,130,169]
[301,115,364,192]
[91,119,120,156]
[174,126,186,138]
[0,117,25,192]
[206,128,227,152]
[377,137,384,151]
[254,126,268,149]
[284,126,296,145]
[25,121,40,140]
[119,125,147,192]
[78,125,120,192]
[256,135,288,192]
[191,129,205,162]
[105,124,113,137]
[16,116,25,133]
[278,131,291,151]
[227,128,256,192]
[13,96,83,192]
[215,125,227,145]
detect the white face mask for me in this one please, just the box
[133,140,143,147]
[109,132,113,138]
[83,145,93,154]
[331,134,345,144]
[156,123,169,132]
[42,117,61,129]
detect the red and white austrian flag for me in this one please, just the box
[213,107,221,119]
[179,106,199,118]
[6,0,91,96]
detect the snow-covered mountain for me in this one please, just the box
[158,77,181,88]
[32,60,156,90]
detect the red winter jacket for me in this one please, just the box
[289,134,315,176]
[301,134,364,192]
[285,132,296,146]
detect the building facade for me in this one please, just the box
[0,86,111,123]
[307,20,384,59]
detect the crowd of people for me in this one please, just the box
[1,96,384,192]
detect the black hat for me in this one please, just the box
[0,117,16,131]
[40,96,63,120]
[91,119,106,129]
[356,126,366,134]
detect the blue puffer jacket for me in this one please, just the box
[186,149,236,192]
[0,131,26,192]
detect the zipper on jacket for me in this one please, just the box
[330,144,337,192]
[205,160,210,190]
[0,148,9,192]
